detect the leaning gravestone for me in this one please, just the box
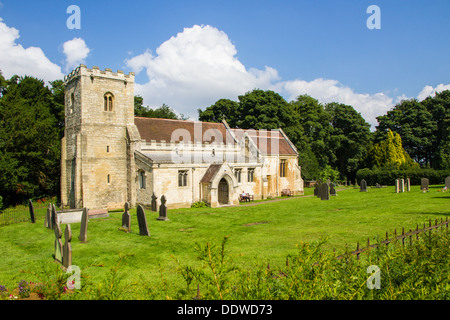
[151,192,158,212]
[78,208,88,243]
[445,176,450,189]
[157,195,169,221]
[360,179,368,192]
[421,178,429,192]
[54,221,63,263]
[28,199,35,224]
[137,204,150,236]
[62,224,72,268]
[121,202,131,231]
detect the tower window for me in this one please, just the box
[104,93,114,111]
[107,174,111,184]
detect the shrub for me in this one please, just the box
[356,168,450,186]
[191,201,209,208]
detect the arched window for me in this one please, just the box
[104,93,114,111]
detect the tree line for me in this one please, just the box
[198,89,450,182]
[1,71,449,207]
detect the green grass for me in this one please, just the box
[0,185,449,297]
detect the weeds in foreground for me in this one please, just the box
[2,229,449,300]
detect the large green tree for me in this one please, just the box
[375,92,450,169]
[325,102,372,181]
[0,75,61,206]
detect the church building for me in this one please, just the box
[60,65,304,210]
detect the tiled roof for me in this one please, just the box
[134,117,297,155]
[134,117,235,144]
[230,129,297,155]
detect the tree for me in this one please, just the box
[0,75,61,206]
[198,98,239,127]
[134,96,186,120]
[366,129,417,170]
[325,102,372,181]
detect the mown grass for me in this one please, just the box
[0,185,448,298]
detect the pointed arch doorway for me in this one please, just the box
[218,178,229,205]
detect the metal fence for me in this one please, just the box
[0,201,55,227]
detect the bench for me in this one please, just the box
[239,193,254,202]
[281,189,294,197]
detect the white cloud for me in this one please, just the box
[277,78,396,129]
[126,24,450,129]
[62,37,90,72]
[125,25,279,119]
[417,84,450,101]
[0,17,63,82]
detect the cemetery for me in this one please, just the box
[0,181,449,300]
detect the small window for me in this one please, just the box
[248,168,255,182]
[107,174,111,184]
[138,170,146,189]
[70,93,75,114]
[235,169,242,183]
[104,93,114,111]
[280,160,286,178]
[178,170,188,187]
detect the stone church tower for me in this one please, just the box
[60,65,137,210]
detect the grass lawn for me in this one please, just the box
[0,185,449,296]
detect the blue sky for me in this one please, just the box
[1,0,449,128]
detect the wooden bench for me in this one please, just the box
[281,189,294,197]
[239,193,254,202]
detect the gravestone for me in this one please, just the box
[330,183,337,196]
[314,184,319,197]
[320,183,329,200]
[445,176,450,189]
[28,199,35,223]
[62,224,72,268]
[54,222,63,263]
[78,208,88,243]
[51,204,58,229]
[395,179,400,193]
[157,195,169,221]
[360,179,367,192]
[151,192,158,212]
[406,178,411,192]
[45,204,52,229]
[400,179,405,192]
[121,202,131,231]
[137,204,150,236]
[421,178,429,192]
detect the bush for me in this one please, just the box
[356,168,450,186]
[191,201,209,208]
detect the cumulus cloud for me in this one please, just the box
[417,84,450,101]
[277,78,396,129]
[62,37,90,72]
[125,25,279,119]
[126,24,450,129]
[0,17,63,82]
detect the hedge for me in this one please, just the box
[355,168,450,186]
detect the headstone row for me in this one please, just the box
[120,195,169,236]
[395,178,410,193]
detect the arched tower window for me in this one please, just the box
[104,93,114,111]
